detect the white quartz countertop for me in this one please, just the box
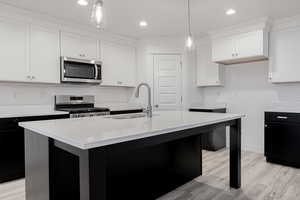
[20,111,244,150]
[0,105,69,119]
[265,102,300,113]
[265,107,300,113]
[265,108,300,113]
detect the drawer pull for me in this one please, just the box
[277,116,288,119]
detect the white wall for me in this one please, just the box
[133,37,202,109]
[135,35,300,154]
[203,61,300,153]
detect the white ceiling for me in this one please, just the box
[1,0,300,38]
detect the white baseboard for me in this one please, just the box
[242,144,264,154]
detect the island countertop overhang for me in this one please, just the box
[19,111,244,150]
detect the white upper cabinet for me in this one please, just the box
[100,41,136,87]
[212,29,269,65]
[61,32,99,60]
[197,40,223,87]
[235,31,265,59]
[211,37,236,63]
[269,27,300,83]
[30,25,60,84]
[0,18,30,82]
[0,17,139,85]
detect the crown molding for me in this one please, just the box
[209,17,271,39]
[0,2,138,46]
[272,14,300,32]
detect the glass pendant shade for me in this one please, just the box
[185,0,194,51]
[91,0,104,28]
[186,34,194,49]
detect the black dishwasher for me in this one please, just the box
[0,114,69,183]
[265,112,300,168]
[189,108,226,151]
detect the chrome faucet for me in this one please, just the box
[135,83,152,118]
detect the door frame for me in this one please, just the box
[152,53,183,111]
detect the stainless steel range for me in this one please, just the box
[55,95,110,118]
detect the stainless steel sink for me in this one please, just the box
[105,113,147,119]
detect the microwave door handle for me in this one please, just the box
[94,64,98,80]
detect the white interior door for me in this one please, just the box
[153,54,182,111]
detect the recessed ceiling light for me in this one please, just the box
[77,0,88,6]
[139,21,148,27]
[226,9,236,15]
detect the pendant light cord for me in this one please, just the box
[187,0,192,35]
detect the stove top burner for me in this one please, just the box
[54,95,110,118]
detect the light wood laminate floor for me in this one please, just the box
[1,150,300,200]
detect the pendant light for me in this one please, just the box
[185,0,194,50]
[91,0,104,28]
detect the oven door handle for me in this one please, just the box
[94,64,98,80]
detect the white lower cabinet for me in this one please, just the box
[30,25,60,84]
[197,40,223,87]
[100,41,136,87]
[0,18,30,82]
[269,27,300,83]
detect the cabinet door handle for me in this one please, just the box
[277,116,288,119]
[117,81,123,85]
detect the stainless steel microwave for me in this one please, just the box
[61,57,102,84]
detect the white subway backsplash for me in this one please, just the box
[0,83,134,106]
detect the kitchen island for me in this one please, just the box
[20,111,244,200]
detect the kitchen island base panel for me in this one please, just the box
[230,118,241,188]
[25,119,241,200]
[25,130,50,200]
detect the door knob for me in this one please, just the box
[155,105,159,108]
